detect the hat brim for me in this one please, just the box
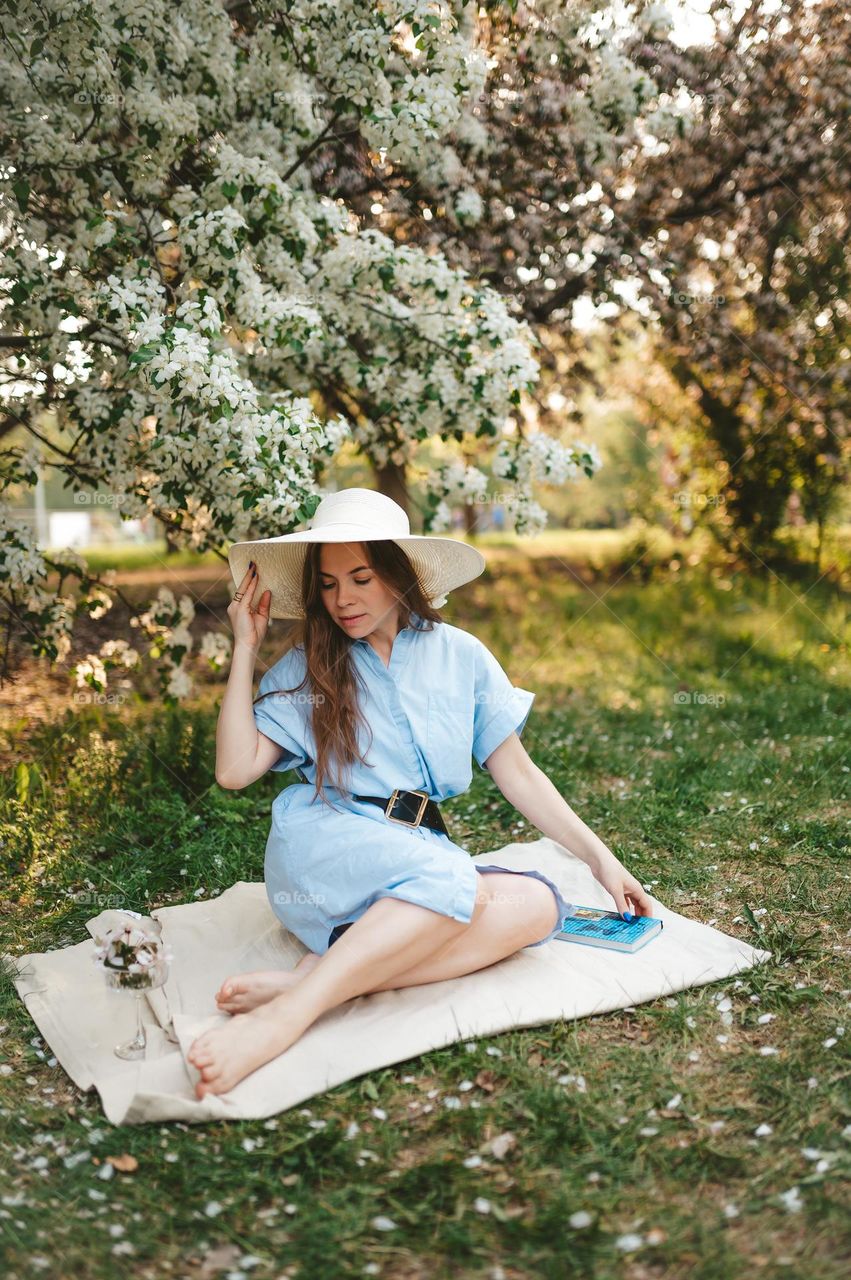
[227,530,486,619]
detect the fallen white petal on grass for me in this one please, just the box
[569,1210,593,1228]
[614,1233,644,1252]
[754,1123,773,1137]
[778,1187,803,1213]
[371,1216,396,1231]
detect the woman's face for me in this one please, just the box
[318,543,401,638]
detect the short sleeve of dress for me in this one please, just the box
[471,637,535,771]
[253,648,311,774]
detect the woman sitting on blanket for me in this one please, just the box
[187,489,652,1098]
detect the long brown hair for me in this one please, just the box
[253,539,444,811]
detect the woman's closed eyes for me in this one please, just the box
[321,578,372,589]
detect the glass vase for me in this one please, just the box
[103,955,170,1061]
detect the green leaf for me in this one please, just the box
[12,179,30,213]
[15,762,29,804]
[298,493,322,522]
[742,904,764,932]
[128,344,156,368]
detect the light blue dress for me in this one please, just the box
[253,613,576,956]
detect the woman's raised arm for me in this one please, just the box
[215,565,282,789]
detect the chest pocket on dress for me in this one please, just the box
[427,693,473,788]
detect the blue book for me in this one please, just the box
[555,905,663,953]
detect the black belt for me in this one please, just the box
[354,788,448,837]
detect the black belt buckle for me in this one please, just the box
[385,788,429,828]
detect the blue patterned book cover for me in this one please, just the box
[555,905,663,953]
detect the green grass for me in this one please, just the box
[64,521,851,579]
[77,540,225,573]
[1,535,849,1279]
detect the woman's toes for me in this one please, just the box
[191,1036,215,1062]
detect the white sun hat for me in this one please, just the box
[227,487,486,619]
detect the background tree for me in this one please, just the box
[3,0,639,690]
[363,1,849,554]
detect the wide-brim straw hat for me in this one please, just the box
[227,487,486,619]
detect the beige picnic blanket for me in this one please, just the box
[5,837,771,1125]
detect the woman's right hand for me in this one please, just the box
[227,563,272,652]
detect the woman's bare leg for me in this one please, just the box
[215,873,556,1012]
[215,950,320,1013]
[360,873,560,991]
[187,875,556,1097]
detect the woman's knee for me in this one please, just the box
[524,877,561,943]
[479,873,559,946]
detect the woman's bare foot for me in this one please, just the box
[215,953,321,1014]
[188,992,307,1098]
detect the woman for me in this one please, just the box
[188,488,651,1098]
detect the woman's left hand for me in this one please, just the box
[589,850,654,919]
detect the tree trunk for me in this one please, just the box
[373,459,409,519]
[161,518,179,556]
